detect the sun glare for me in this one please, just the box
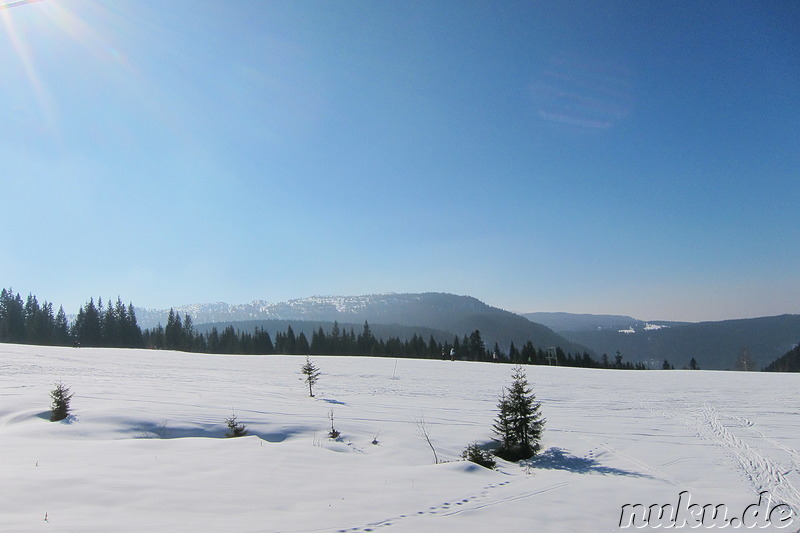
[0,0,44,10]
[1,0,55,128]
[1,0,143,139]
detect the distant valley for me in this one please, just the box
[526,312,800,371]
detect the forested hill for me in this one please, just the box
[764,343,800,372]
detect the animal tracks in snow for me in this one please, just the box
[331,479,566,532]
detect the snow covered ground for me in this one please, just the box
[1,344,799,532]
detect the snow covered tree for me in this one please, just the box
[492,366,545,461]
[225,412,247,437]
[49,382,74,422]
[301,356,321,397]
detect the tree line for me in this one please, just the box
[1,289,73,346]
[1,288,650,369]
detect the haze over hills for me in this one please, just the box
[136,293,588,356]
[537,312,800,371]
[521,312,690,333]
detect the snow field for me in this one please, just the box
[1,344,799,532]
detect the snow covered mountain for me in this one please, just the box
[136,293,453,328]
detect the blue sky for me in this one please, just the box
[1,0,798,322]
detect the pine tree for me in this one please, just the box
[296,332,310,355]
[225,413,248,437]
[301,356,321,397]
[285,326,297,354]
[357,321,375,354]
[492,365,545,461]
[164,309,182,350]
[462,442,496,469]
[181,314,194,351]
[49,382,74,422]
[53,306,71,345]
[73,298,102,347]
[492,391,514,452]
[468,330,485,360]
[0,289,26,343]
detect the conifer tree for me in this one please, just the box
[54,306,71,345]
[492,365,545,461]
[301,356,321,397]
[492,390,514,452]
[224,412,248,437]
[296,332,310,355]
[73,298,102,346]
[0,289,26,343]
[49,382,74,422]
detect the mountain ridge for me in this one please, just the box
[135,293,589,356]
[133,294,798,370]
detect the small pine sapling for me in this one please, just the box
[49,382,74,422]
[462,442,497,470]
[301,356,321,397]
[225,412,248,438]
[328,410,340,439]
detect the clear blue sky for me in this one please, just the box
[2,0,798,322]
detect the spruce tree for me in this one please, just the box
[492,391,514,453]
[492,365,545,461]
[0,289,26,343]
[49,382,74,422]
[225,413,248,437]
[73,299,102,347]
[301,356,321,397]
[54,306,71,345]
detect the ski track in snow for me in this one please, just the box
[641,399,800,516]
[700,405,800,513]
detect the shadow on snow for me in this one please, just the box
[126,421,305,442]
[524,447,652,478]
[321,398,347,406]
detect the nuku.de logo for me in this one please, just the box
[619,490,794,529]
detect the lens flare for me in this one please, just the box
[1,0,54,131]
[0,0,45,10]
[1,0,146,141]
